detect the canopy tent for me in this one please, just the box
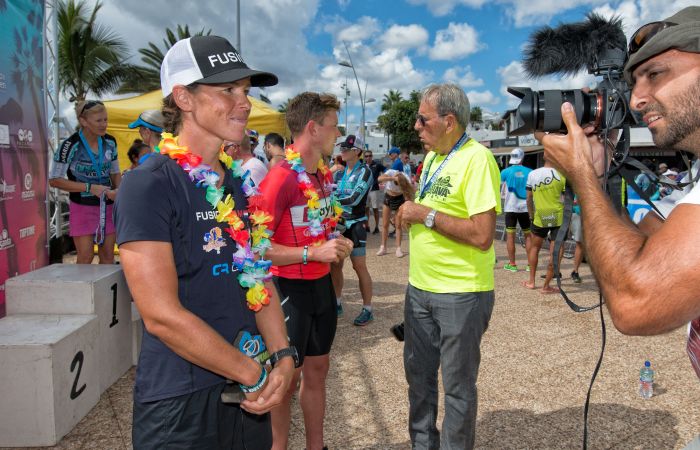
[104,90,289,170]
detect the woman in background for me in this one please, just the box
[49,100,120,264]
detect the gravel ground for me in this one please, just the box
[6,231,698,449]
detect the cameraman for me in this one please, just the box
[538,7,700,365]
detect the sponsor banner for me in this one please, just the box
[0,0,49,317]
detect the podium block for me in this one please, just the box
[0,314,99,447]
[6,264,133,393]
[132,302,143,366]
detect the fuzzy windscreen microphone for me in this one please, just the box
[523,13,627,78]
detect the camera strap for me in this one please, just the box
[552,185,601,312]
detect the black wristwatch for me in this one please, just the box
[268,346,300,368]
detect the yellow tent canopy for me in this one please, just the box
[104,90,288,171]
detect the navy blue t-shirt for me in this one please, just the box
[367,161,386,191]
[114,153,258,402]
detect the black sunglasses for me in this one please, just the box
[79,100,104,116]
[628,21,677,55]
[415,113,448,127]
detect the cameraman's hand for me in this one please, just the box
[536,102,605,187]
[308,237,353,263]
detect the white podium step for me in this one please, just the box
[0,314,99,447]
[6,264,133,393]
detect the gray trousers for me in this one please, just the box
[403,283,494,450]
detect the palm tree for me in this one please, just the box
[278,99,291,113]
[57,0,136,103]
[381,89,403,112]
[118,24,212,94]
[470,106,483,124]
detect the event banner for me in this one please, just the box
[0,0,49,317]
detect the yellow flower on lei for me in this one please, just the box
[246,284,270,312]
[216,195,236,222]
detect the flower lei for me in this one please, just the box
[285,146,343,244]
[157,133,274,312]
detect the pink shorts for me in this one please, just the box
[69,201,115,237]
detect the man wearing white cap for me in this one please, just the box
[128,109,165,150]
[500,148,532,272]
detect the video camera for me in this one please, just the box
[504,13,639,136]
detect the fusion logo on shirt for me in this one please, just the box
[195,210,217,221]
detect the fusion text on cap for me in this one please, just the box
[208,51,244,67]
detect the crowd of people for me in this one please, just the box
[43,6,700,449]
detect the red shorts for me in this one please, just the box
[69,201,115,237]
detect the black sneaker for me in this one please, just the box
[390,322,405,342]
[571,271,582,283]
[372,228,379,234]
[388,231,396,238]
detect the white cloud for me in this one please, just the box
[467,90,498,106]
[429,22,484,60]
[406,0,487,17]
[443,66,484,88]
[378,24,429,52]
[337,16,381,43]
[593,0,698,38]
[327,44,431,110]
[96,0,323,111]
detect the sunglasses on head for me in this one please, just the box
[628,21,678,55]
[79,100,104,117]
[415,112,448,127]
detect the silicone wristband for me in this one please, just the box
[302,245,309,265]
[239,366,267,394]
[85,182,91,194]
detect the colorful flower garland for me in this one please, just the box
[285,146,343,244]
[157,133,273,312]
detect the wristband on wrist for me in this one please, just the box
[302,245,309,265]
[85,182,91,194]
[239,366,267,394]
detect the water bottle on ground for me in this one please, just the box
[639,360,654,399]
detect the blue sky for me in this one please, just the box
[98,0,694,129]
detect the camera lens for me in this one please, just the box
[505,87,601,135]
[538,89,599,132]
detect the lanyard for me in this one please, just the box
[338,162,360,194]
[79,130,104,185]
[418,133,469,201]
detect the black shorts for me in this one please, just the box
[343,221,367,257]
[504,212,531,232]
[274,274,337,366]
[132,383,271,449]
[384,193,405,211]
[531,223,560,240]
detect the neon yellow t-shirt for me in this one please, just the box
[409,139,501,293]
[526,167,566,228]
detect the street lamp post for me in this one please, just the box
[338,41,375,147]
[341,78,350,134]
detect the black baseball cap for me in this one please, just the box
[338,134,364,151]
[160,35,278,97]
